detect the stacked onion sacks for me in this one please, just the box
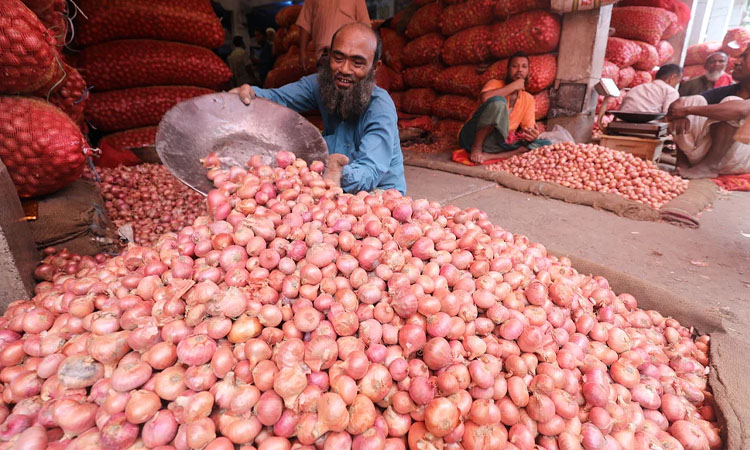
[93,164,207,246]
[0,151,719,450]
[488,143,689,209]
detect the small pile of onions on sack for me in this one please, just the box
[0,150,719,449]
[488,143,689,209]
[89,163,207,245]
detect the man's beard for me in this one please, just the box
[318,63,376,121]
[705,70,723,82]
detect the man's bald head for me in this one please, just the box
[330,22,382,66]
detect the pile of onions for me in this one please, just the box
[90,164,207,245]
[1,150,720,449]
[488,143,689,209]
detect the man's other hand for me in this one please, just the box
[228,84,256,105]
[323,154,350,187]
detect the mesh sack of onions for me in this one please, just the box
[489,10,561,60]
[494,0,551,18]
[633,42,659,71]
[441,26,493,66]
[390,91,404,111]
[609,7,675,46]
[656,40,674,65]
[722,27,750,57]
[617,67,636,89]
[85,85,214,133]
[381,28,408,73]
[534,90,550,121]
[439,0,496,36]
[684,41,722,65]
[630,70,653,88]
[434,65,485,97]
[0,0,65,94]
[401,88,438,115]
[275,4,302,28]
[406,2,442,39]
[73,0,225,48]
[33,63,87,126]
[601,61,621,84]
[403,64,444,89]
[281,26,302,54]
[0,96,87,198]
[35,0,67,48]
[402,33,444,67]
[605,37,643,68]
[489,142,689,208]
[375,65,405,92]
[3,148,721,450]
[77,40,232,91]
[432,95,480,121]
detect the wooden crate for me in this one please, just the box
[599,135,664,161]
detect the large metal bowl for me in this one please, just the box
[611,111,666,123]
[155,93,328,195]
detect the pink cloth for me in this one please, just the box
[714,72,734,88]
[619,79,680,114]
[296,0,371,59]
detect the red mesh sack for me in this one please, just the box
[630,70,653,87]
[414,0,436,5]
[432,95,479,121]
[78,40,232,91]
[685,41,721,65]
[662,18,683,40]
[601,60,620,83]
[96,127,157,168]
[634,41,659,71]
[406,2,442,38]
[444,0,468,4]
[34,63,87,125]
[381,28,407,72]
[483,54,557,93]
[533,90,549,121]
[37,0,67,48]
[434,65,485,96]
[619,0,689,25]
[489,10,561,59]
[376,65,405,91]
[617,66,636,88]
[0,96,87,197]
[21,0,54,13]
[440,0,495,36]
[275,5,302,27]
[494,0,550,19]
[657,40,674,65]
[606,38,643,68]
[682,64,704,80]
[403,64,443,88]
[0,0,64,94]
[441,26,492,65]
[282,26,301,53]
[74,0,224,48]
[722,28,750,57]
[85,85,213,132]
[273,28,288,56]
[610,7,673,45]
[390,91,405,111]
[403,33,444,67]
[402,88,438,115]
[264,67,306,88]
[434,119,463,137]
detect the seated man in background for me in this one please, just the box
[460,52,550,163]
[668,48,750,178]
[232,23,406,194]
[679,52,733,97]
[619,64,682,114]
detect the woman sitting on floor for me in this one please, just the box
[460,51,551,163]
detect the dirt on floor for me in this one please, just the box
[404,166,750,338]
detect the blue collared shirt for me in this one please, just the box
[253,74,406,194]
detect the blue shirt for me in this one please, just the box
[701,83,740,105]
[253,74,406,195]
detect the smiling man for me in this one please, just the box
[232,22,406,195]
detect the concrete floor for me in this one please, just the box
[404,166,750,338]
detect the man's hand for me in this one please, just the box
[519,126,540,142]
[228,84,255,105]
[667,98,690,120]
[509,78,526,92]
[323,154,350,187]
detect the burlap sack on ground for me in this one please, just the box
[403,153,717,225]
[556,254,748,450]
[27,179,120,255]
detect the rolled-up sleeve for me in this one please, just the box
[253,75,318,113]
[340,108,396,193]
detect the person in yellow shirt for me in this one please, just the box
[460,52,549,163]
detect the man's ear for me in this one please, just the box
[373,60,383,72]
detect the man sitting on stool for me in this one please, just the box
[619,64,682,114]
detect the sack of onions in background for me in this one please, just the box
[13,150,722,449]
